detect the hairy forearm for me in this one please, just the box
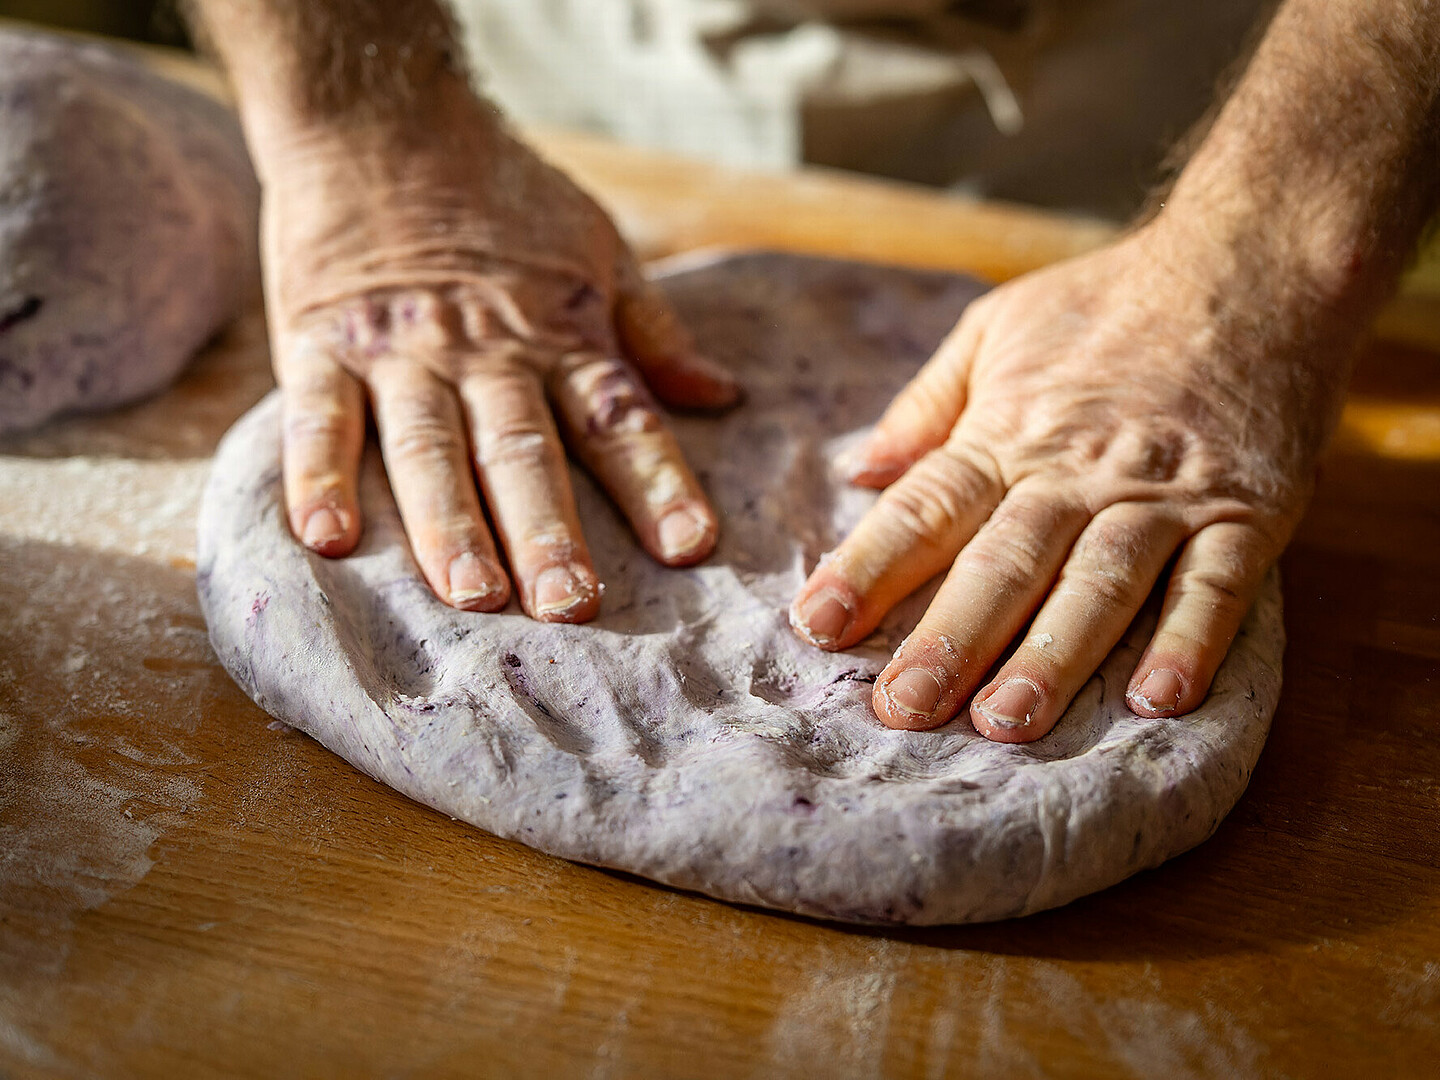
[185,0,470,159]
[1159,0,1440,326]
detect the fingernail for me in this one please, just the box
[448,552,503,609]
[1129,668,1187,715]
[657,507,710,562]
[303,507,346,548]
[883,668,944,719]
[533,564,591,617]
[791,589,852,646]
[974,677,1041,729]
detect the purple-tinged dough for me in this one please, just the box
[0,29,258,434]
[197,252,1283,926]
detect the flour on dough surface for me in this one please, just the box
[197,252,1283,925]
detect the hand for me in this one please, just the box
[789,222,1352,741]
[261,77,737,620]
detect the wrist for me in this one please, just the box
[1122,205,1363,396]
[199,0,479,174]
[241,67,497,184]
[1159,148,1380,314]
[1141,180,1385,361]
[1137,0,1439,342]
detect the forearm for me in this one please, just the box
[1157,0,1440,328]
[185,0,472,165]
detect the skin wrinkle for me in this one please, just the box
[952,525,1051,602]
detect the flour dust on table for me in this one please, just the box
[198,252,1283,925]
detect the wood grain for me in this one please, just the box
[2,41,1439,1080]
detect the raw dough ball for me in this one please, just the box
[0,29,259,435]
[198,252,1283,925]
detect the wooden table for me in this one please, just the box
[3,44,1440,1080]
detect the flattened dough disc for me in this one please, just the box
[198,252,1283,925]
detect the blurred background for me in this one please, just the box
[0,0,1287,224]
[30,0,1440,306]
[0,0,1270,223]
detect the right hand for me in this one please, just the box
[258,76,738,620]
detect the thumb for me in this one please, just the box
[615,253,742,410]
[842,303,985,488]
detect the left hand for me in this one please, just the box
[788,221,1352,742]
[259,78,738,620]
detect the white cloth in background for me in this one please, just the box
[450,0,1268,219]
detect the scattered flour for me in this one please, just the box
[0,457,207,563]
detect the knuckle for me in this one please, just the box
[983,494,1074,545]
[390,290,447,330]
[1071,520,1148,573]
[386,414,466,465]
[960,293,995,325]
[1110,428,1189,482]
[1149,606,1238,668]
[477,421,555,470]
[591,398,663,440]
[879,480,964,546]
[1058,562,1139,609]
[1170,565,1248,614]
[284,407,352,448]
[565,357,662,439]
[959,530,1049,596]
[876,450,989,545]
